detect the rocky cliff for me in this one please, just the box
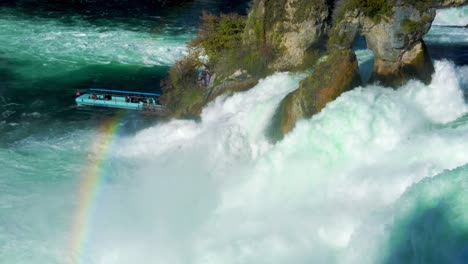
[272,0,466,135]
[246,0,466,86]
[164,0,467,133]
[331,2,437,86]
[244,0,332,70]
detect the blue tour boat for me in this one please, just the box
[75,88,167,115]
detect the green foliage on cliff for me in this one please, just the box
[401,18,422,33]
[358,0,391,19]
[215,43,274,78]
[162,11,276,117]
[161,83,205,118]
[333,0,391,22]
[161,53,205,117]
[189,12,274,78]
[401,0,439,11]
[401,13,432,33]
[167,54,199,89]
[291,0,325,24]
[263,0,288,29]
[162,13,248,117]
[190,13,246,63]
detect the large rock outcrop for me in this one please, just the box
[278,49,361,135]
[274,0,468,137]
[164,0,467,123]
[330,0,467,86]
[331,2,437,86]
[363,5,436,85]
[244,0,332,70]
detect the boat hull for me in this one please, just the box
[75,93,167,115]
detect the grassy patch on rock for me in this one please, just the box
[333,0,392,22]
[190,13,246,64]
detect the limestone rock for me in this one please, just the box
[245,0,331,70]
[362,6,436,85]
[330,2,437,86]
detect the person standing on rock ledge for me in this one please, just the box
[197,64,212,87]
[205,70,211,87]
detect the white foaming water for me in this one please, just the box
[354,48,374,83]
[433,6,468,27]
[424,25,468,44]
[0,8,192,78]
[425,6,468,45]
[60,61,467,264]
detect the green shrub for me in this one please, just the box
[333,0,391,23]
[162,10,279,117]
[263,0,288,30]
[213,41,274,79]
[401,0,437,11]
[358,0,391,20]
[168,52,199,89]
[190,12,246,64]
[401,18,421,33]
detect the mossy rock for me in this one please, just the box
[161,86,205,118]
[278,89,304,137]
[300,49,361,116]
[401,18,424,33]
[276,49,361,136]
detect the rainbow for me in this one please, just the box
[67,114,122,264]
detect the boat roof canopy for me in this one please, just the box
[90,88,160,97]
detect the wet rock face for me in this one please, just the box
[331,3,437,86]
[370,40,434,86]
[362,5,436,85]
[276,89,304,137]
[245,0,331,70]
[278,49,361,135]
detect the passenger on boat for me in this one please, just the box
[91,94,97,100]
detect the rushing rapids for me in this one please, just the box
[0,3,467,264]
